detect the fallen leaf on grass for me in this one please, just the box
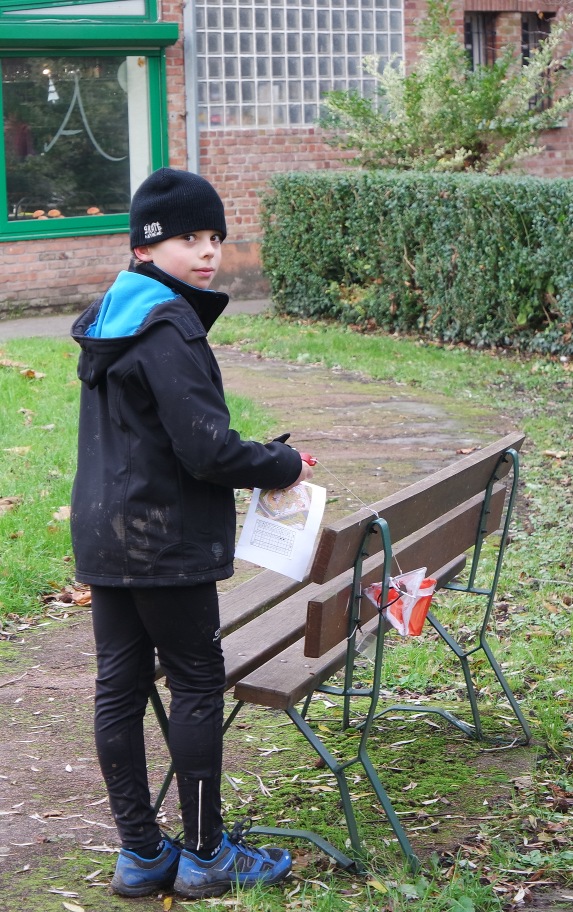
[0,358,29,370]
[0,496,22,515]
[81,844,117,853]
[18,408,35,425]
[163,897,173,911]
[3,447,31,456]
[257,745,290,755]
[543,450,568,460]
[512,885,530,904]
[20,368,46,380]
[84,869,102,881]
[512,776,533,790]
[367,878,388,893]
[41,584,92,608]
[53,505,71,522]
[62,902,85,912]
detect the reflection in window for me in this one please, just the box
[196,0,404,129]
[2,56,149,221]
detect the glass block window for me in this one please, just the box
[196,0,403,129]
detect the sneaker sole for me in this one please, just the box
[111,875,177,897]
[174,866,291,899]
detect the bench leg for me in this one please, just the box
[479,637,532,743]
[285,705,420,873]
[428,611,532,744]
[358,746,420,873]
[250,824,359,872]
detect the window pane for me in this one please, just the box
[225,58,238,78]
[3,55,136,221]
[208,33,221,53]
[224,33,237,54]
[256,32,269,53]
[223,7,236,28]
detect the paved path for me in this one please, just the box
[0,298,270,341]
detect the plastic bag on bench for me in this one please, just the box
[364,568,436,637]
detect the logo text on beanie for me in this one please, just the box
[143,221,163,240]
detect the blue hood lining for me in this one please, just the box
[86,271,179,339]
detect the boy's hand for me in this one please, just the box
[287,459,314,489]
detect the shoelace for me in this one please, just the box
[161,829,185,851]
[226,817,263,855]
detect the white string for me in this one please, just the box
[314,458,379,518]
[314,457,403,576]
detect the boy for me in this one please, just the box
[70,168,313,899]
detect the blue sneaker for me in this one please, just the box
[111,836,181,897]
[173,819,292,899]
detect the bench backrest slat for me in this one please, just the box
[310,431,524,584]
[304,484,505,657]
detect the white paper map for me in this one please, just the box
[235,482,327,581]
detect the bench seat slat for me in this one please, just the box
[222,583,321,689]
[233,556,466,710]
[219,568,306,636]
[311,431,524,584]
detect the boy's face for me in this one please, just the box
[133,229,223,289]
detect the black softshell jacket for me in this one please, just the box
[70,265,302,587]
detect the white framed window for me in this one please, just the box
[195,0,404,129]
[464,12,496,69]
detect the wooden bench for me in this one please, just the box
[150,430,531,873]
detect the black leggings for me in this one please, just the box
[90,583,226,854]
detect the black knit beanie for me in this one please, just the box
[129,168,227,248]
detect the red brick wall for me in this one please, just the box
[162,0,187,169]
[1,234,129,317]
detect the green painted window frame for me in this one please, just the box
[0,0,160,20]
[0,0,177,241]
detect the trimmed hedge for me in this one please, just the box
[260,170,573,354]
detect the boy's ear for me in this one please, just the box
[133,245,154,262]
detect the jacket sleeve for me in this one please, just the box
[134,321,303,490]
